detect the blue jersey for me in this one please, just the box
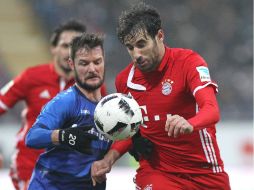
[26,85,111,179]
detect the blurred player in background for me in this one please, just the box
[91,3,231,190]
[0,20,105,190]
[26,33,111,190]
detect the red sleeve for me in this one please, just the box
[183,52,211,92]
[110,138,132,156]
[0,70,29,114]
[188,86,220,130]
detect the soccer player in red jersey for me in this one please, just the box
[0,20,105,190]
[91,3,231,190]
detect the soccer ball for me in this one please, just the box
[94,93,143,141]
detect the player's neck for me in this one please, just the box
[75,84,102,102]
[158,44,165,63]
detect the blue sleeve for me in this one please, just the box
[26,93,74,149]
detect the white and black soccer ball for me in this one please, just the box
[94,93,143,141]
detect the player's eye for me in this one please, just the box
[136,41,146,49]
[126,45,134,51]
[95,59,102,65]
[78,60,88,66]
[61,43,69,49]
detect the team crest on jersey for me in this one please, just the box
[161,79,173,95]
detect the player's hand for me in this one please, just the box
[91,160,111,186]
[165,115,193,138]
[58,125,98,154]
[129,131,154,161]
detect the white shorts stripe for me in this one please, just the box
[199,130,211,163]
[199,128,222,173]
[204,129,223,172]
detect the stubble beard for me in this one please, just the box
[74,70,104,92]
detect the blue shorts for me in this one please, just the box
[28,163,106,190]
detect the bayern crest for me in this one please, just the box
[161,79,173,95]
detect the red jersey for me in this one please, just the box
[113,47,225,174]
[0,63,107,180]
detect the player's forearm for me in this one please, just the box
[25,123,54,149]
[110,138,133,156]
[103,149,121,166]
[188,87,220,130]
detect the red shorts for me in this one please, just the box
[9,147,41,190]
[135,166,231,190]
[9,165,30,190]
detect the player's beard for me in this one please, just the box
[74,69,105,91]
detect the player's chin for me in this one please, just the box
[85,79,103,89]
[137,65,152,72]
[86,77,102,84]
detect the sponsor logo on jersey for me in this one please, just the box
[161,79,173,95]
[39,90,51,99]
[81,109,90,115]
[196,66,211,82]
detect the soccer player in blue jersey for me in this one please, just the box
[25,33,111,190]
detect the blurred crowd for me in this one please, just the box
[2,0,253,121]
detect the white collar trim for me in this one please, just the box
[127,66,146,91]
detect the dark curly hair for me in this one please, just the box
[50,20,86,47]
[117,2,162,44]
[70,33,104,61]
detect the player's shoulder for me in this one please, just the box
[170,47,197,59]
[48,86,76,107]
[41,86,76,114]
[170,48,205,65]
[23,63,52,76]
[116,63,133,81]
[55,86,76,102]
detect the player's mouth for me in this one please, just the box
[136,60,148,68]
[86,75,100,81]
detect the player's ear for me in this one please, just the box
[157,29,164,42]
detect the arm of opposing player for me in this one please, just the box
[0,70,30,115]
[111,138,132,156]
[91,138,132,181]
[188,86,220,130]
[91,149,121,186]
